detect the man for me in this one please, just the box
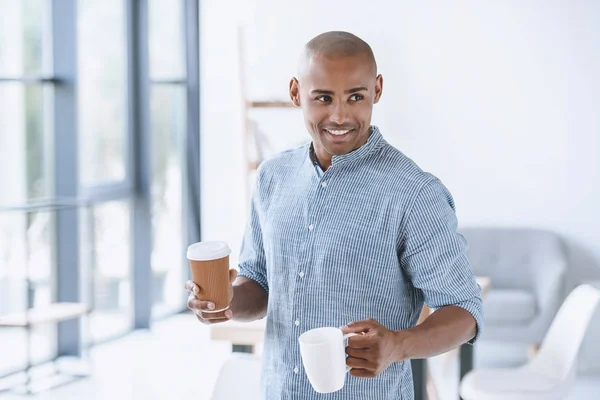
[186,31,483,399]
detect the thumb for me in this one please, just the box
[229,269,238,283]
[340,318,378,335]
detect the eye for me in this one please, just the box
[315,95,333,103]
[349,94,364,101]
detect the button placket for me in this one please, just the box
[294,170,326,376]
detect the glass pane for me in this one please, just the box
[150,85,186,317]
[85,200,132,342]
[0,0,45,76]
[78,0,127,185]
[0,211,56,376]
[0,211,54,307]
[148,0,185,80]
[0,83,50,205]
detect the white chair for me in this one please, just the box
[211,354,262,400]
[460,284,600,400]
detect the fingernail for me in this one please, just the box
[192,286,198,293]
[207,303,215,310]
[225,310,232,318]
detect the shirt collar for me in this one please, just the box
[308,125,383,169]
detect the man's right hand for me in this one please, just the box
[185,269,237,324]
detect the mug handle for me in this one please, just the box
[343,333,358,373]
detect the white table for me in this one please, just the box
[210,319,266,353]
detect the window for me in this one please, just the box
[148,0,185,80]
[78,0,128,185]
[0,0,200,379]
[148,0,188,318]
[150,85,186,316]
[0,0,56,376]
[88,200,133,342]
[0,0,45,76]
[76,0,133,342]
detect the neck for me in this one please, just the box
[312,127,373,171]
[313,148,333,171]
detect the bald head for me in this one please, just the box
[298,31,377,77]
[289,31,383,163]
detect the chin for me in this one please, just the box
[323,143,354,156]
[322,134,360,154]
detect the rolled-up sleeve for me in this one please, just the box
[400,178,484,344]
[237,169,269,294]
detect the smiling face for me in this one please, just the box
[289,52,383,168]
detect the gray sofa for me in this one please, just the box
[460,228,567,345]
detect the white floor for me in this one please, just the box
[0,310,135,378]
[0,314,598,399]
[0,314,231,400]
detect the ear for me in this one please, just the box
[373,74,383,104]
[289,77,301,106]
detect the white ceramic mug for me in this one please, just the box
[298,327,357,393]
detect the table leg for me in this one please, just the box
[411,358,428,400]
[459,344,474,400]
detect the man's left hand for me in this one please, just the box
[340,318,405,378]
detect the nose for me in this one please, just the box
[330,101,348,125]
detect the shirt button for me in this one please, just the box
[295,320,300,326]
[294,366,299,374]
[321,181,327,188]
[299,271,305,278]
[308,224,314,231]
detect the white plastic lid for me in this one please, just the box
[187,241,231,261]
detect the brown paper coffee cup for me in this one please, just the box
[187,241,232,315]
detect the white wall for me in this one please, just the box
[199,0,247,264]
[201,0,600,369]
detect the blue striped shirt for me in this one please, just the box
[238,126,483,400]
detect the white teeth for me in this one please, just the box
[326,129,350,136]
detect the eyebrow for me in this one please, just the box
[311,87,368,95]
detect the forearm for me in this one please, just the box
[230,277,268,322]
[395,305,477,360]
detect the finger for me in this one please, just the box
[184,280,200,294]
[349,368,377,378]
[347,334,374,349]
[345,347,370,359]
[340,318,378,335]
[229,269,238,283]
[192,312,230,325]
[346,356,377,371]
[204,317,231,325]
[201,309,233,319]
[187,296,216,312]
[198,309,233,321]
